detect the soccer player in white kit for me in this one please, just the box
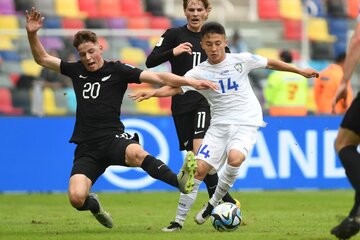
[130,21,319,226]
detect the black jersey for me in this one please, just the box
[61,60,142,143]
[146,25,209,115]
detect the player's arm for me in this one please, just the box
[266,59,319,78]
[332,22,360,110]
[26,7,61,73]
[146,28,194,68]
[139,70,217,90]
[129,85,182,102]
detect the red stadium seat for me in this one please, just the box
[62,17,85,29]
[257,0,280,19]
[0,87,24,115]
[149,16,171,29]
[120,0,145,16]
[127,16,150,29]
[98,0,121,17]
[78,0,98,18]
[283,19,302,41]
[347,0,359,18]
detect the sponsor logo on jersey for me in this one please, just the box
[79,75,88,79]
[220,70,230,75]
[234,63,243,73]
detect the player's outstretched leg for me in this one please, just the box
[177,151,197,194]
[331,217,360,239]
[194,202,215,225]
[89,193,113,228]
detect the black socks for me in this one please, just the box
[339,145,360,217]
[141,155,178,188]
[76,195,99,214]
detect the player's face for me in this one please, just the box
[184,0,210,32]
[201,33,227,64]
[77,41,104,72]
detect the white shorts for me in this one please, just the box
[195,124,259,170]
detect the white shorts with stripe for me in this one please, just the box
[195,124,259,171]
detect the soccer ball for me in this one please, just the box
[210,202,242,232]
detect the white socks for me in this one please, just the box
[209,164,240,207]
[175,178,202,225]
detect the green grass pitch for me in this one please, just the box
[0,190,356,240]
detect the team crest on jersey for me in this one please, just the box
[234,63,243,73]
[156,37,164,47]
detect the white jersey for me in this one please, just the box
[182,53,267,127]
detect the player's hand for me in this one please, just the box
[26,7,44,33]
[173,42,193,56]
[300,68,319,78]
[190,79,218,91]
[128,91,154,102]
[331,82,348,113]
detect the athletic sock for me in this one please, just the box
[141,155,177,188]
[203,172,236,204]
[76,195,99,214]
[175,179,201,223]
[339,146,360,192]
[338,145,360,217]
[350,191,360,217]
[209,164,240,207]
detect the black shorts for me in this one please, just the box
[341,92,360,135]
[70,132,139,184]
[173,106,211,151]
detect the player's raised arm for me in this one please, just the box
[129,85,182,102]
[266,59,319,78]
[139,70,217,90]
[26,7,61,72]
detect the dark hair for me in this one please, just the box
[334,51,346,63]
[279,50,292,63]
[72,30,98,48]
[183,0,210,10]
[200,22,226,38]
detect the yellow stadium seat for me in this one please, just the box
[54,0,86,18]
[255,48,279,60]
[308,17,337,42]
[132,87,169,115]
[43,87,67,115]
[0,36,15,50]
[20,59,42,77]
[120,47,146,67]
[279,0,303,20]
[0,15,19,39]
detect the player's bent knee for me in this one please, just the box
[125,144,148,167]
[68,193,86,209]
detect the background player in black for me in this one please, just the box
[330,17,360,239]
[25,7,216,229]
[146,0,239,231]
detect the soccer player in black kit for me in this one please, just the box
[146,0,239,232]
[330,12,360,240]
[25,7,217,229]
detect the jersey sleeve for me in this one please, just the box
[146,28,176,68]
[241,53,268,71]
[60,61,81,78]
[117,62,143,84]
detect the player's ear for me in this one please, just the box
[99,44,103,50]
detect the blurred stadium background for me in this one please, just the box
[0,0,358,193]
